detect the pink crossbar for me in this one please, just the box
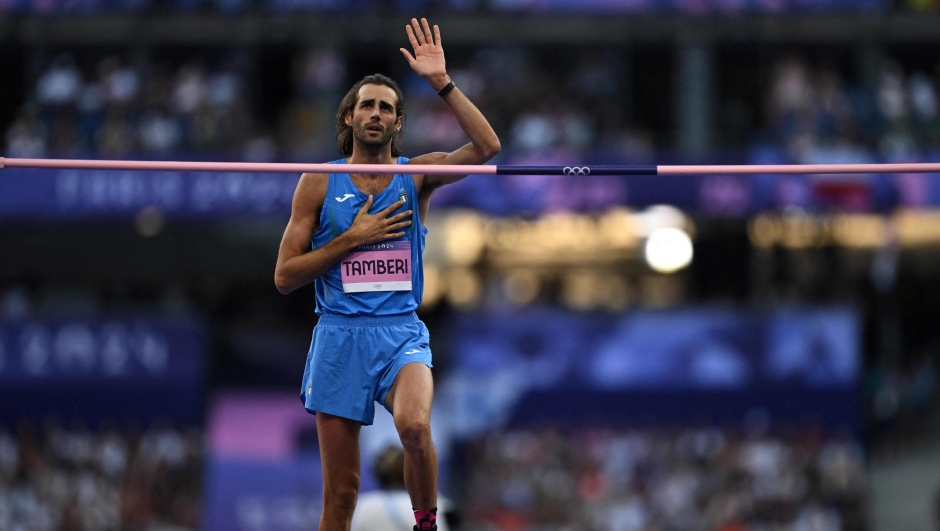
[3,157,940,175]
[656,163,940,175]
[0,157,494,175]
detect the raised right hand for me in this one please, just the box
[346,196,412,246]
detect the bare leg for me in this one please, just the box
[386,362,437,510]
[316,412,362,531]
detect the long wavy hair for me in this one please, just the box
[335,74,406,157]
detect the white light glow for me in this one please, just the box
[644,228,693,273]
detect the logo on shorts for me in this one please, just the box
[307,385,312,395]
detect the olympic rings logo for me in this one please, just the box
[563,166,591,176]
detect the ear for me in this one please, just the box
[395,116,402,132]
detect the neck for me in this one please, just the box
[348,142,396,166]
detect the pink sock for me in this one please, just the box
[413,507,437,530]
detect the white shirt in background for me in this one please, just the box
[352,490,451,531]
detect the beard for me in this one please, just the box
[353,121,395,150]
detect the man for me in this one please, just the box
[351,446,455,531]
[274,17,499,531]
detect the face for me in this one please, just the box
[345,84,401,150]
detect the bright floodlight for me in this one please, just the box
[645,228,694,273]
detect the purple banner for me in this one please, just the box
[2,167,939,218]
[0,168,298,219]
[0,316,205,387]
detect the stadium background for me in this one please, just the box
[1,1,940,530]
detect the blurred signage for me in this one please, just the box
[0,169,299,219]
[444,307,860,431]
[204,458,325,531]
[2,167,939,218]
[0,317,205,386]
[450,307,859,390]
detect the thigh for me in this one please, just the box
[316,411,362,488]
[303,325,376,425]
[385,362,434,421]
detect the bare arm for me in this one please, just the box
[274,174,413,295]
[401,18,501,192]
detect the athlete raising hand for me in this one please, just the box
[274,17,499,531]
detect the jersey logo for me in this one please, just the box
[404,349,421,355]
[335,194,355,202]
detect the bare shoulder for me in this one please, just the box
[293,172,329,212]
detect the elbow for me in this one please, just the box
[274,271,294,295]
[482,137,501,160]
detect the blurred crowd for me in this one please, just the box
[9,51,940,171]
[5,54,263,161]
[761,57,940,165]
[0,420,201,531]
[0,0,912,15]
[461,427,866,531]
[2,48,643,164]
[2,49,648,164]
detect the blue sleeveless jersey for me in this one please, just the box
[311,157,427,317]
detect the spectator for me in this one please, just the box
[0,420,201,531]
[461,427,866,531]
[352,445,455,531]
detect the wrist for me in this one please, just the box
[425,74,451,92]
[336,231,362,251]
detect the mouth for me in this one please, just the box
[365,124,383,133]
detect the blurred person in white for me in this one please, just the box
[36,54,83,108]
[5,109,47,157]
[353,445,454,531]
[139,106,183,154]
[172,60,208,116]
[98,57,140,107]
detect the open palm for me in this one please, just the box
[400,18,447,82]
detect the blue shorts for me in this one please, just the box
[300,312,433,425]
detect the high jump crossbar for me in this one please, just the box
[2,157,940,176]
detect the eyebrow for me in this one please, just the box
[359,98,395,109]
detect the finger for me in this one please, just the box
[434,25,441,48]
[421,18,434,45]
[358,195,374,213]
[380,200,407,216]
[411,18,426,45]
[400,48,416,66]
[385,232,406,239]
[387,210,413,222]
[387,220,413,231]
[406,25,420,51]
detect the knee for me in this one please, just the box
[323,482,359,516]
[397,418,432,452]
